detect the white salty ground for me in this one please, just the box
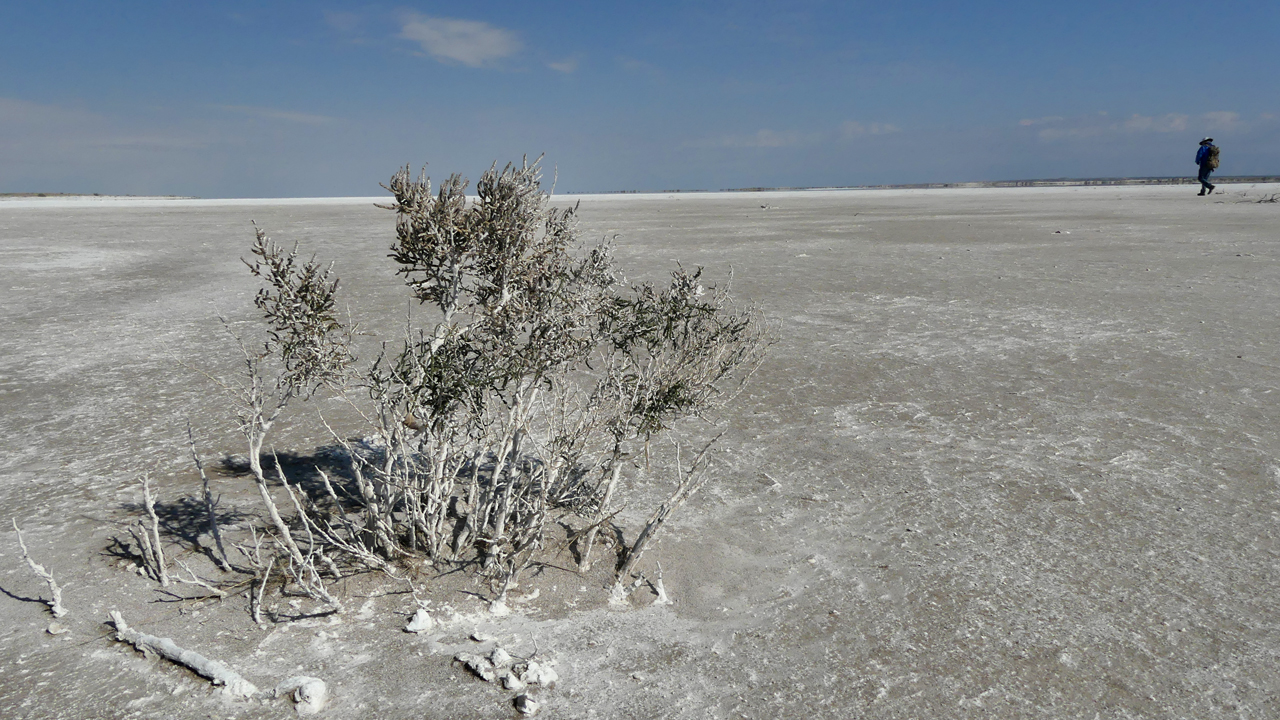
[1,183,1279,719]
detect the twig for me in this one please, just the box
[173,559,228,599]
[252,556,275,626]
[187,422,231,572]
[580,453,625,573]
[12,519,66,617]
[649,560,672,605]
[612,433,723,598]
[547,506,625,558]
[259,451,342,612]
[109,610,257,698]
[133,521,157,580]
[609,571,646,606]
[141,474,169,587]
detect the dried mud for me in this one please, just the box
[2,184,1279,718]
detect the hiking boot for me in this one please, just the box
[1208,184,1216,194]
[1198,190,1206,196]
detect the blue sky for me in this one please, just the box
[2,1,1277,196]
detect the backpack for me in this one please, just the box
[1208,145,1220,169]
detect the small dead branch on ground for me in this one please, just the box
[234,527,276,624]
[187,422,231,571]
[1235,192,1280,203]
[109,610,257,698]
[648,561,672,605]
[12,519,67,618]
[250,556,275,626]
[172,559,229,599]
[611,435,721,604]
[139,474,169,587]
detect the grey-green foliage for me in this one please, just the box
[242,157,770,598]
[601,265,764,438]
[381,160,616,429]
[244,226,354,400]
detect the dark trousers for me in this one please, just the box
[1198,164,1214,191]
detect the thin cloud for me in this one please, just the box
[840,121,902,138]
[689,129,821,149]
[548,58,579,73]
[0,96,217,195]
[92,135,213,150]
[0,97,210,155]
[737,129,812,148]
[322,10,374,45]
[1019,116,1065,126]
[1203,111,1241,129]
[217,105,337,126]
[618,57,663,81]
[0,96,96,129]
[1019,111,1245,141]
[1123,113,1188,133]
[687,120,902,150]
[398,13,521,67]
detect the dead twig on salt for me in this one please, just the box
[611,434,722,604]
[140,474,169,587]
[172,559,228,599]
[12,519,67,618]
[251,556,275,626]
[187,422,231,572]
[109,610,257,698]
[649,560,672,605]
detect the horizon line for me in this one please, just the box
[4,175,1279,204]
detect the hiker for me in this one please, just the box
[1195,137,1219,195]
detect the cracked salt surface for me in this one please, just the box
[2,183,1280,717]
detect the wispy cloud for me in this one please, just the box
[0,97,211,155]
[1018,116,1065,127]
[697,129,821,149]
[1203,111,1242,129]
[1018,111,1245,141]
[0,96,95,129]
[322,10,375,46]
[217,105,337,126]
[687,119,902,150]
[840,121,902,138]
[1123,113,1188,133]
[548,57,579,73]
[618,57,663,81]
[398,13,521,67]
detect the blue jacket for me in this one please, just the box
[1196,145,1213,165]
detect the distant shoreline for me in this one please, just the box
[3,176,1278,203]
[0,192,196,199]
[712,175,1280,193]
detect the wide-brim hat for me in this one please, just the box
[1200,137,1214,144]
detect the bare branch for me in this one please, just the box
[140,474,169,587]
[612,433,724,600]
[173,559,229,599]
[110,610,257,698]
[187,422,231,572]
[12,519,66,618]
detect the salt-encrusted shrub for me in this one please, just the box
[227,157,770,609]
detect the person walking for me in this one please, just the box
[1195,137,1218,195]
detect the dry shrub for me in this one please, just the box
[204,157,771,612]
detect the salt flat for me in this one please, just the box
[1,183,1278,718]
